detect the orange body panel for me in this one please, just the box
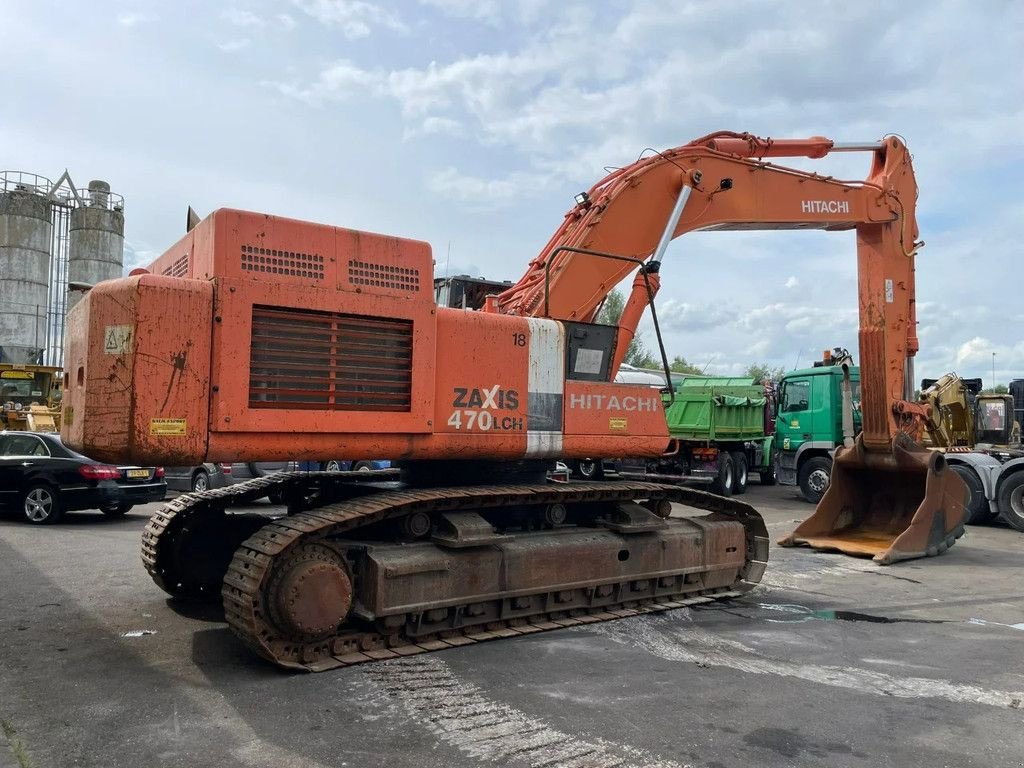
[64,209,669,465]
[63,275,214,464]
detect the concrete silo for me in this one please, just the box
[67,180,124,312]
[0,175,53,364]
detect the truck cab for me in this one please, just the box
[776,361,861,502]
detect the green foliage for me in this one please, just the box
[599,289,654,367]
[625,340,659,368]
[982,384,1009,395]
[669,355,703,374]
[597,290,625,326]
[744,363,785,383]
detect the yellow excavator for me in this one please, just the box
[0,363,62,432]
[919,373,1020,450]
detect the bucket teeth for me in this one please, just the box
[778,433,968,564]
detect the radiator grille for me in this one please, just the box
[248,306,412,411]
[242,245,324,280]
[348,259,420,292]
[162,254,189,278]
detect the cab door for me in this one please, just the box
[777,377,811,452]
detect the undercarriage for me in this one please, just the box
[142,469,768,671]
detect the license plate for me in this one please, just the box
[127,469,150,479]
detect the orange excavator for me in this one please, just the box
[62,132,963,670]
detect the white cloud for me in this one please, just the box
[403,116,464,140]
[116,12,155,27]
[419,0,502,22]
[221,8,265,27]
[426,167,550,209]
[217,38,252,53]
[290,0,406,38]
[784,275,799,289]
[277,13,298,29]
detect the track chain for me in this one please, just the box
[143,474,768,671]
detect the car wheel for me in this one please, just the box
[354,462,374,472]
[730,452,749,495]
[710,453,734,497]
[997,471,1024,532]
[574,459,603,480]
[23,484,63,525]
[798,456,831,504]
[950,465,991,525]
[101,504,133,517]
[191,469,210,493]
[325,460,342,472]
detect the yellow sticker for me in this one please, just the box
[790,420,799,428]
[150,418,187,436]
[609,417,627,430]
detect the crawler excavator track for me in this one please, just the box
[143,471,768,671]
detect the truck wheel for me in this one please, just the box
[710,453,734,497]
[574,460,603,480]
[798,456,831,504]
[997,472,1024,532]
[950,465,992,524]
[730,452,748,495]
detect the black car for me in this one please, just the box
[0,431,167,524]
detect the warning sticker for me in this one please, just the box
[609,417,627,430]
[104,324,134,355]
[150,418,186,436]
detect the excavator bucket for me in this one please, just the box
[778,433,967,564]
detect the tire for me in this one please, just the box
[101,504,133,517]
[760,452,778,485]
[730,452,748,495]
[191,469,210,493]
[950,465,991,525]
[324,460,342,472]
[710,453,734,497]
[574,459,603,480]
[23,484,62,525]
[354,461,374,472]
[798,456,832,504]
[996,471,1024,532]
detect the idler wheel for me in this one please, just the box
[269,545,352,640]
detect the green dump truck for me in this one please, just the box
[775,354,861,503]
[620,376,777,496]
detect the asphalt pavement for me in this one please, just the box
[0,483,1022,767]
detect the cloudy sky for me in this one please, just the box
[3,1,1022,383]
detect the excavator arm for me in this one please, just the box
[497,132,922,440]
[495,132,966,563]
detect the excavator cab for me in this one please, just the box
[975,394,1017,446]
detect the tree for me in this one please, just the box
[745,363,785,383]
[598,289,654,367]
[669,355,703,375]
[982,384,1009,395]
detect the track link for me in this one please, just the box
[143,474,768,671]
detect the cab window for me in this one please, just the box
[781,379,810,412]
